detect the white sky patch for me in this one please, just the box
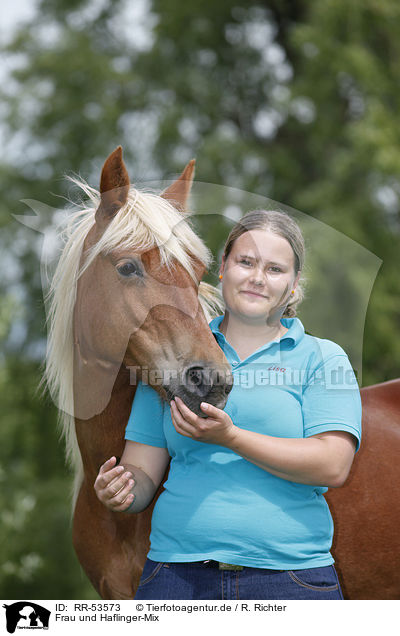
[0,0,39,44]
[253,108,284,139]
[374,185,399,215]
[107,0,159,52]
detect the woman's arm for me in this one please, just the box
[94,441,170,513]
[170,398,356,488]
[224,428,356,487]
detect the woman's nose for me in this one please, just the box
[249,267,265,285]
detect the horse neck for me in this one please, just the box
[75,364,136,479]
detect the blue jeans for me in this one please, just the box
[134,559,343,600]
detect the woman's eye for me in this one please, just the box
[270,267,281,273]
[240,259,252,266]
[117,262,143,278]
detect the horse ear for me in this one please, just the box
[161,159,196,213]
[95,146,130,225]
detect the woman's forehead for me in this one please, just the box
[231,229,294,264]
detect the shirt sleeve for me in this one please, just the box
[302,354,362,451]
[125,381,168,448]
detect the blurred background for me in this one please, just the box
[0,0,399,599]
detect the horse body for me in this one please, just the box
[327,378,400,600]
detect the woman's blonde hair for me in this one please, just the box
[222,209,305,317]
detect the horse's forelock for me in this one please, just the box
[78,186,211,282]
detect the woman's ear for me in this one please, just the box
[219,254,226,278]
[292,271,301,292]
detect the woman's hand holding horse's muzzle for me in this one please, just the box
[170,396,237,447]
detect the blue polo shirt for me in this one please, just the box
[125,316,361,570]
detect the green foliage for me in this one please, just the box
[0,0,399,598]
[0,355,97,598]
[287,0,400,384]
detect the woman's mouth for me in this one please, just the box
[240,290,267,298]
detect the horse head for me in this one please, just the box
[72,146,233,419]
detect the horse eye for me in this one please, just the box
[117,261,143,278]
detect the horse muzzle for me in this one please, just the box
[165,363,233,417]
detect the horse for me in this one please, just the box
[45,147,400,600]
[327,377,400,599]
[44,146,233,599]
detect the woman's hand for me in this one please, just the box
[94,456,135,512]
[170,397,237,446]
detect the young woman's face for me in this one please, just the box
[220,229,300,324]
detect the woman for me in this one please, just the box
[94,209,361,600]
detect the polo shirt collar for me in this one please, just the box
[209,314,305,350]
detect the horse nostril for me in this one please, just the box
[183,365,212,398]
[182,365,232,401]
[187,366,204,386]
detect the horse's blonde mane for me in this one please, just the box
[44,179,224,506]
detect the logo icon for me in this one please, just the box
[2,602,50,633]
